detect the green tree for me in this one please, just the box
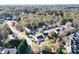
[0,40,4,47]
[56,47,66,54]
[42,46,52,54]
[17,39,28,54]
[48,30,57,39]
[6,39,22,48]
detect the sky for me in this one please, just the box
[0,0,79,5]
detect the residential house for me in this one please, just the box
[0,47,5,53]
[24,27,31,34]
[64,26,76,35]
[29,31,35,35]
[2,48,17,54]
[8,34,17,40]
[3,15,12,20]
[69,32,79,54]
[64,36,72,54]
[47,23,53,29]
[0,18,4,24]
[72,19,79,29]
[54,27,63,33]
[35,34,45,42]
[42,25,48,30]
[43,30,49,36]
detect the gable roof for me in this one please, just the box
[2,48,17,54]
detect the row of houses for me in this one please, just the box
[6,20,78,54]
[69,32,79,54]
[23,21,76,42]
[28,30,48,42]
[0,14,12,24]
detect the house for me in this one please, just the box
[35,34,45,42]
[69,32,79,54]
[43,30,49,36]
[3,15,12,20]
[0,18,5,24]
[23,27,31,34]
[63,36,72,54]
[47,23,52,29]
[64,26,76,35]
[72,19,79,29]
[42,25,48,30]
[8,34,17,40]
[55,27,63,33]
[51,27,63,34]
[66,22,72,27]
[0,47,5,52]
[2,48,17,54]
[29,31,35,35]
[72,23,78,29]
[28,34,35,38]
[61,24,76,35]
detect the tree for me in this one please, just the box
[4,24,13,34]
[58,31,67,37]
[48,30,57,39]
[39,28,44,33]
[17,39,28,54]
[0,40,4,47]
[56,46,66,54]
[73,19,79,28]
[56,47,63,54]
[6,39,22,48]
[42,46,52,54]
[0,24,13,40]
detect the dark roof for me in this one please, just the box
[43,32,48,36]
[37,35,44,41]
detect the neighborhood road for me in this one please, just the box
[6,21,32,46]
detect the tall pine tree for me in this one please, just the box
[17,39,28,54]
